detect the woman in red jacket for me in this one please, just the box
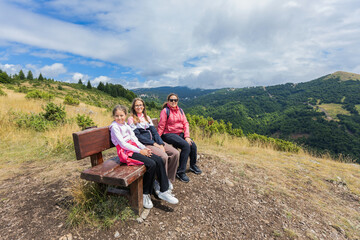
[157,93,202,183]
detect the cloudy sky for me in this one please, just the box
[1,0,360,89]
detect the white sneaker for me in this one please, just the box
[168,180,173,191]
[153,180,160,196]
[143,194,153,209]
[158,190,179,204]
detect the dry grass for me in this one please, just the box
[355,104,360,113]
[323,71,360,81]
[317,103,351,120]
[0,87,113,181]
[194,132,360,239]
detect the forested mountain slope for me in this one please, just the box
[182,71,360,162]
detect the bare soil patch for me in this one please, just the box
[0,153,357,239]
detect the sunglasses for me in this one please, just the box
[169,99,178,102]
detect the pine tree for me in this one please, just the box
[19,70,25,80]
[38,73,44,81]
[87,81,92,89]
[27,70,33,80]
[78,79,83,85]
[97,81,105,91]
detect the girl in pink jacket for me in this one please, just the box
[110,105,178,208]
[158,93,202,183]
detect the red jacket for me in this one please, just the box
[157,104,190,138]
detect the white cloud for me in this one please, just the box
[72,72,89,83]
[92,75,111,86]
[0,63,22,75]
[39,63,67,78]
[1,0,360,88]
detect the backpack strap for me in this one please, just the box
[165,106,184,120]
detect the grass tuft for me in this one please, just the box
[66,181,135,229]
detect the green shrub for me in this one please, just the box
[43,102,66,123]
[187,113,244,137]
[25,90,54,101]
[247,133,301,153]
[0,87,7,96]
[67,182,134,228]
[64,94,80,105]
[14,103,67,131]
[16,113,50,132]
[58,85,63,90]
[15,86,29,93]
[76,114,95,130]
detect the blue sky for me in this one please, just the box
[1,0,360,89]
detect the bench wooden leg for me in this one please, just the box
[129,176,143,216]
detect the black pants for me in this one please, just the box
[161,133,197,174]
[131,152,169,194]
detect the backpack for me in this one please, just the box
[165,106,184,120]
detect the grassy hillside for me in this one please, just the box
[1,85,360,239]
[323,71,360,81]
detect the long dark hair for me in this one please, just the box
[162,93,179,109]
[130,98,150,124]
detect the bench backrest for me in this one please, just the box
[72,126,114,166]
[72,118,159,167]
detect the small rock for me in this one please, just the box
[59,233,72,240]
[140,209,150,219]
[224,178,234,187]
[114,231,120,238]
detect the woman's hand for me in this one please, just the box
[185,137,192,145]
[154,143,166,152]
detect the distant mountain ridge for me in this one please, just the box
[132,86,218,103]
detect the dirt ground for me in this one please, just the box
[0,153,357,240]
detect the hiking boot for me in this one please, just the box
[176,172,190,183]
[190,165,202,175]
[143,194,153,209]
[153,180,160,195]
[158,190,179,204]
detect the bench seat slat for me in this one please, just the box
[81,161,146,187]
[103,165,146,186]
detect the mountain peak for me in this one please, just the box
[324,71,360,81]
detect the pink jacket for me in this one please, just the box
[157,104,190,138]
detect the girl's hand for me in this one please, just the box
[185,137,192,145]
[145,148,152,157]
[140,149,148,156]
[140,149,152,157]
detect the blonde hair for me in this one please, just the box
[130,98,150,124]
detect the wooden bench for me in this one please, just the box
[72,126,146,215]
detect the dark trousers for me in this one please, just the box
[131,153,169,194]
[161,133,197,174]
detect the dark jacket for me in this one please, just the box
[133,125,165,146]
